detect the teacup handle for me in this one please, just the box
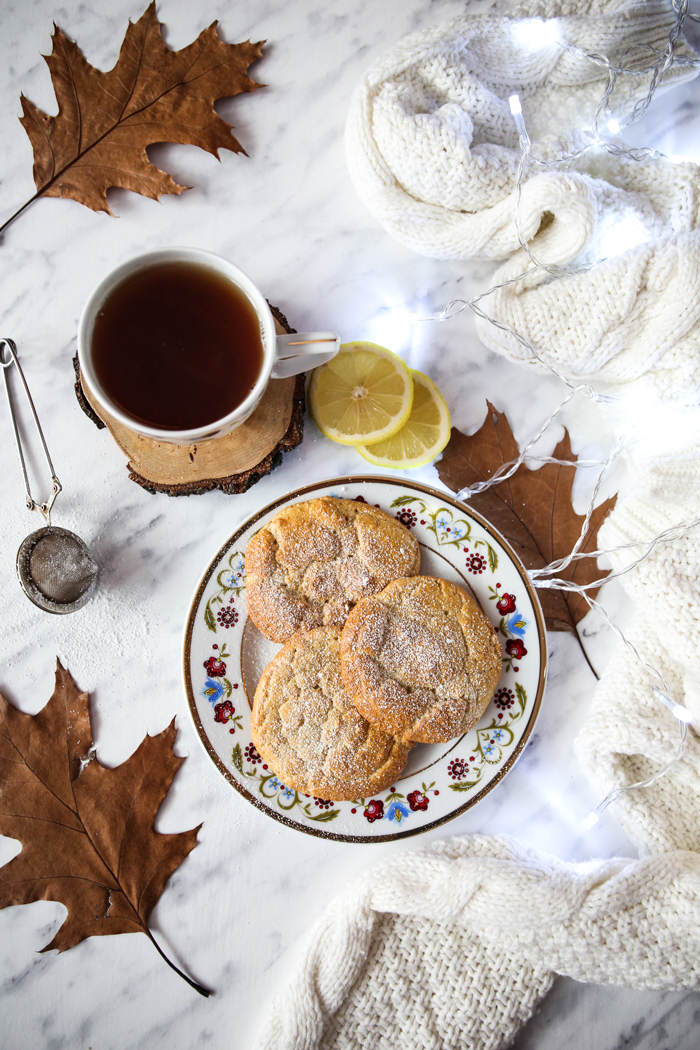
[271,332,340,379]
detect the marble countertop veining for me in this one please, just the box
[0,2,698,1048]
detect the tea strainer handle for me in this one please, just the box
[0,337,62,524]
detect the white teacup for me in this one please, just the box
[78,247,339,445]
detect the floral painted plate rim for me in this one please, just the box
[183,476,547,842]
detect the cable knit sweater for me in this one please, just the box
[257,451,700,1050]
[345,0,700,401]
[258,5,700,1048]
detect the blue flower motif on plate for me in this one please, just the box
[202,677,224,703]
[506,611,528,637]
[385,801,410,823]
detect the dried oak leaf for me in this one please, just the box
[0,660,206,992]
[19,1,264,214]
[437,401,617,632]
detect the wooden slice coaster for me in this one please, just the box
[73,305,305,496]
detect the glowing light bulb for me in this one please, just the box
[613,390,700,459]
[364,304,417,351]
[508,94,529,143]
[607,117,621,134]
[653,688,694,725]
[597,212,650,260]
[511,18,562,49]
[508,94,522,117]
[581,810,600,830]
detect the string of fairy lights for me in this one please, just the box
[405,2,700,829]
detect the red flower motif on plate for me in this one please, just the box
[407,790,429,811]
[203,656,227,676]
[216,604,239,628]
[214,700,235,724]
[494,688,515,710]
[505,639,527,659]
[467,553,486,574]
[363,799,384,822]
[496,593,516,614]
[244,742,262,764]
[396,508,417,528]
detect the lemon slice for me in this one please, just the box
[309,341,413,446]
[356,369,451,468]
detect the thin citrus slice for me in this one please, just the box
[356,369,451,469]
[309,341,413,446]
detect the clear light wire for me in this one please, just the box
[412,1,700,827]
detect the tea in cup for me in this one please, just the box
[78,248,339,444]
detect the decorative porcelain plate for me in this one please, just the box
[183,477,547,842]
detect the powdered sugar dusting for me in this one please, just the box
[245,497,420,642]
[251,626,409,799]
[341,576,502,743]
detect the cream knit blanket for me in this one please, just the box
[258,459,700,1050]
[345,0,700,401]
[260,843,700,1050]
[258,4,700,1048]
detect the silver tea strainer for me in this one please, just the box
[1,337,98,614]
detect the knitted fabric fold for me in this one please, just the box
[474,228,700,401]
[575,452,700,855]
[345,0,700,400]
[259,839,700,1050]
[257,6,700,1048]
[257,447,700,1049]
[345,1,696,262]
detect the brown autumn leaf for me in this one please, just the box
[16,1,264,217]
[0,659,208,995]
[437,401,617,634]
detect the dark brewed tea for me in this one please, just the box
[91,261,264,430]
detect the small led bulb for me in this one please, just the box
[581,810,600,831]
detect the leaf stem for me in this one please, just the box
[144,925,212,997]
[0,192,40,240]
[574,625,599,680]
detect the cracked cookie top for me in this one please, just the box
[245,497,420,643]
[251,626,410,800]
[340,576,502,744]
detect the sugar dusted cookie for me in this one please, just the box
[245,496,420,643]
[340,576,502,743]
[251,626,410,801]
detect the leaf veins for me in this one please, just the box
[437,401,617,633]
[0,660,208,994]
[12,2,264,222]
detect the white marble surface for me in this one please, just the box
[0,1,698,1048]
